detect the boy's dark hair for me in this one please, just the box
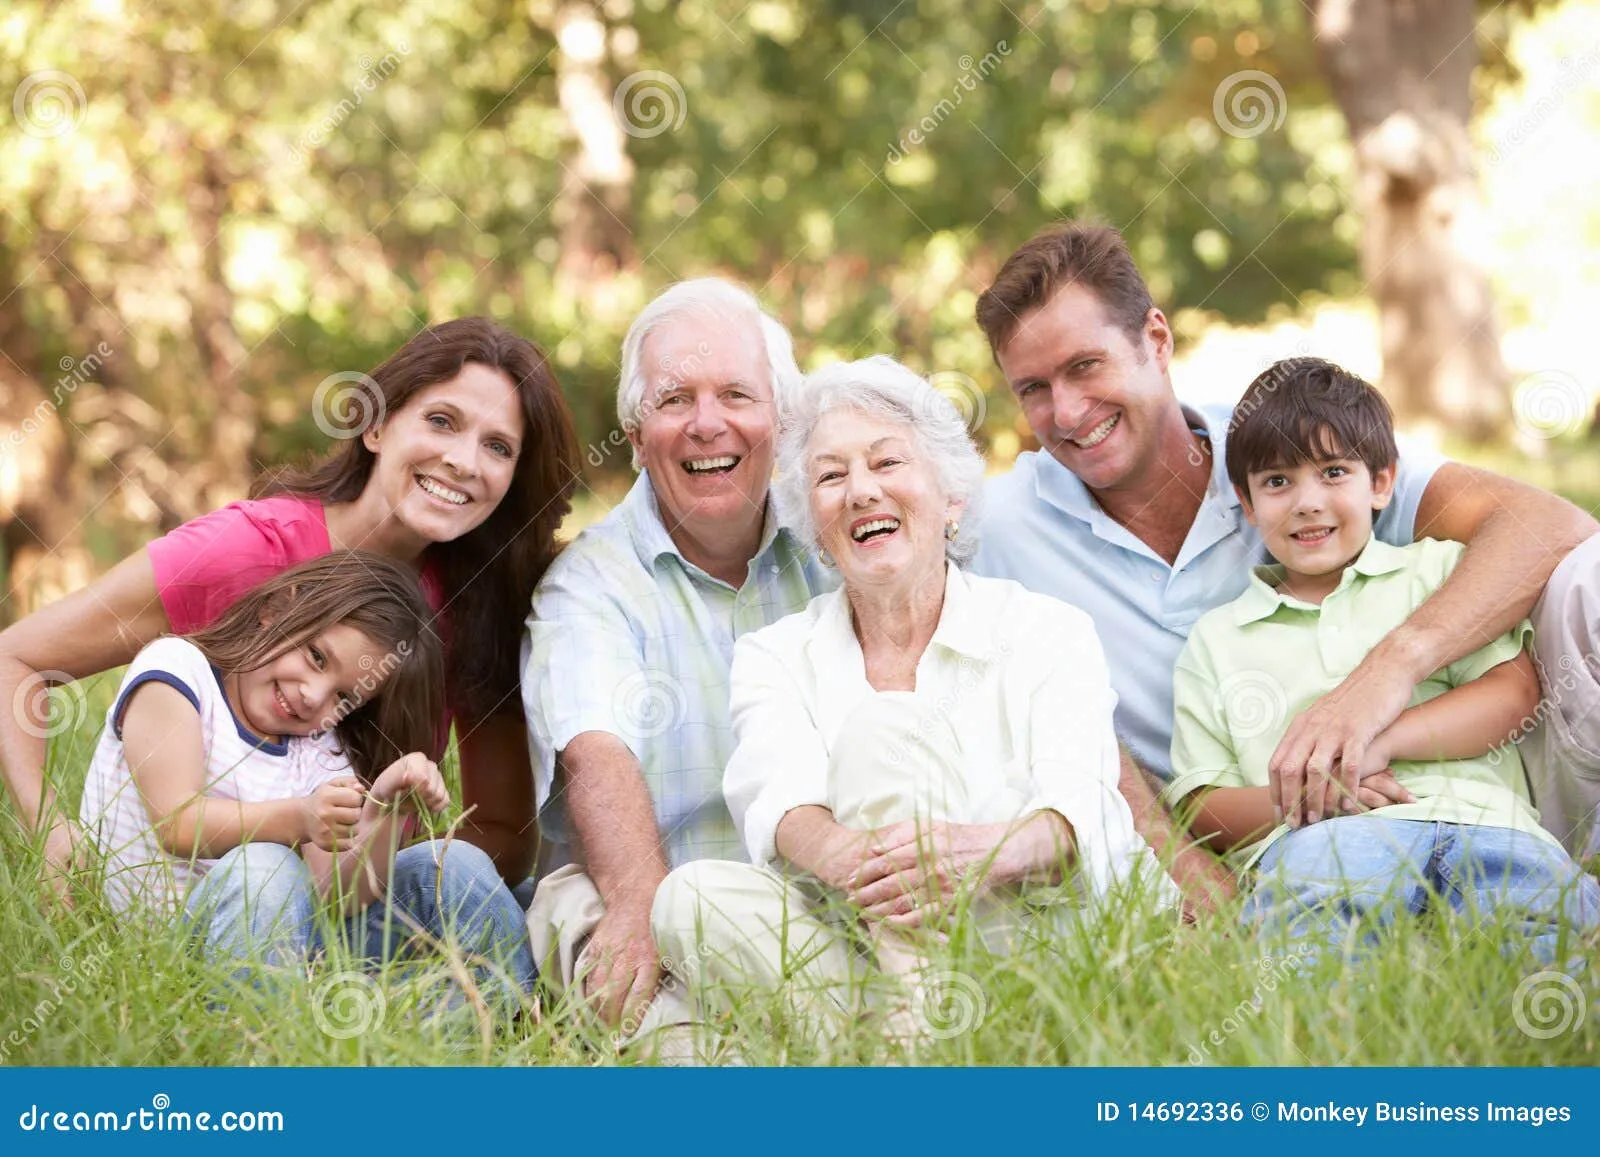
[976,220,1155,357]
[1226,357,1398,498]
[187,552,445,785]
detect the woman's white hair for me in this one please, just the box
[774,355,985,566]
[617,278,801,469]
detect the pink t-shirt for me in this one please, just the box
[147,496,450,728]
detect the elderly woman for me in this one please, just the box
[650,356,1175,1034]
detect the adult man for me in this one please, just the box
[971,221,1598,867]
[521,278,832,1042]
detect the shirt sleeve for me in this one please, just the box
[146,499,323,633]
[521,547,652,814]
[110,637,215,739]
[1408,537,1533,686]
[722,629,832,868]
[1164,624,1253,810]
[1374,435,1447,547]
[1020,601,1180,908]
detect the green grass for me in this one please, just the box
[4,675,1597,1066]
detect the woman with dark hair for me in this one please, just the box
[0,318,580,917]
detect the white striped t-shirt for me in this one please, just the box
[79,636,352,916]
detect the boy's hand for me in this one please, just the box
[1339,769,1416,814]
[302,777,366,851]
[368,752,449,816]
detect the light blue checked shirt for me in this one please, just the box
[522,471,834,874]
[971,402,1443,783]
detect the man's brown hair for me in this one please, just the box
[1226,357,1398,499]
[976,221,1155,356]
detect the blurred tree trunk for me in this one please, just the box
[184,147,257,508]
[553,2,638,448]
[553,2,636,280]
[1311,0,1509,441]
[0,248,91,622]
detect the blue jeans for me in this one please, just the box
[183,840,536,1005]
[1244,816,1600,972]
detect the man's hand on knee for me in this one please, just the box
[580,900,664,1030]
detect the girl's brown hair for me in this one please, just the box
[259,318,580,723]
[187,552,445,785]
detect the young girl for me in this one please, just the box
[79,552,534,999]
[3,317,580,894]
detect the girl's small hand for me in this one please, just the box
[302,776,366,851]
[369,752,449,815]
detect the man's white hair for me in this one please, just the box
[617,278,801,469]
[774,355,985,566]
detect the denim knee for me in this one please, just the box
[187,842,315,967]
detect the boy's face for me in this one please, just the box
[1238,454,1397,584]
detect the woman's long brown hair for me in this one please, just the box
[259,318,580,723]
[186,553,445,785]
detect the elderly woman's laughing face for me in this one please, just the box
[807,407,958,592]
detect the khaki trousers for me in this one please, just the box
[525,864,695,1054]
[652,695,1063,1033]
[1524,531,1600,858]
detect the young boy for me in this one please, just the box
[1163,357,1598,965]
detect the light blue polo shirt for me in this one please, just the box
[970,402,1443,782]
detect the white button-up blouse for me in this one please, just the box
[723,564,1177,908]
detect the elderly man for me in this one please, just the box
[970,220,1599,883]
[521,278,832,1045]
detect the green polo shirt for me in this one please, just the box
[1163,535,1553,875]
